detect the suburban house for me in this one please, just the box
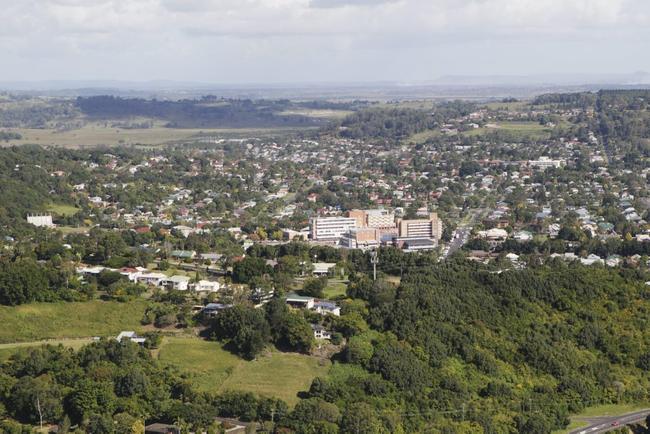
[199,252,223,262]
[192,279,221,293]
[314,300,341,316]
[170,250,197,261]
[202,303,231,317]
[119,267,147,282]
[311,324,332,340]
[286,294,341,317]
[286,293,315,309]
[163,275,191,291]
[137,272,167,286]
[312,262,336,276]
[116,331,146,345]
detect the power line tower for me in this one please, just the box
[370,249,379,281]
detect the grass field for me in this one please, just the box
[404,129,442,144]
[323,280,348,299]
[57,226,91,234]
[277,108,353,119]
[482,101,530,111]
[158,336,331,406]
[0,299,148,343]
[46,203,80,216]
[463,121,552,139]
[3,122,316,147]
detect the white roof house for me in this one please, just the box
[165,275,191,291]
[312,262,336,276]
[193,280,221,293]
[116,331,146,345]
[137,272,167,286]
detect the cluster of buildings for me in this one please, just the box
[76,265,221,293]
[310,209,443,251]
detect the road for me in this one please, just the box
[569,409,650,434]
[441,208,486,259]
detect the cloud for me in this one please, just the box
[309,0,399,8]
[0,0,648,82]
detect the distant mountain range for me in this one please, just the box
[428,71,650,86]
[1,73,649,100]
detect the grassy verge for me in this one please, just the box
[552,403,650,434]
[0,299,148,343]
[158,336,331,406]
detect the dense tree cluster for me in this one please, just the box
[76,96,324,129]
[0,340,286,433]
[208,300,314,359]
[298,259,650,433]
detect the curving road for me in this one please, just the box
[569,409,650,434]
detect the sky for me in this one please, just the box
[1,0,649,84]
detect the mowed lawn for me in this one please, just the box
[158,337,331,406]
[0,300,148,343]
[4,124,317,147]
[323,280,348,299]
[464,121,553,139]
[46,203,80,216]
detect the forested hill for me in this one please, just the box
[322,101,475,140]
[314,259,650,433]
[75,96,323,128]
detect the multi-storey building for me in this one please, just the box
[310,216,358,241]
[397,213,443,241]
[347,209,396,229]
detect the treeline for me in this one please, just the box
[314,259,650,433]
[0,98,79,128]
[0,130,21,141]
[0,340,288,433]
[324,101,475,141]
[532,92,596,107]
[75,96,324,128]
[593,89,650,153]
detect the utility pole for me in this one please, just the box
[371,249,378,281]
[36,396,43,431]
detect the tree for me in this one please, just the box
[8,376,63,425]
[303,276,328,298]
[232,257,271,284]
[279,312,314,353]
[210,306,271,359]
[341,402,383,434]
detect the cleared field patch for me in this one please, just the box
[277,109,353,119]
[0,299,148,343]
[482,101,530,111]
[46,203,80,216]
[323,280,348,299]
[158,336,331,406]
[463,121,552,140]
[4,123,316,147]
[404,129,442,144]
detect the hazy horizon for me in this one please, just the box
[2,0,650,85]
